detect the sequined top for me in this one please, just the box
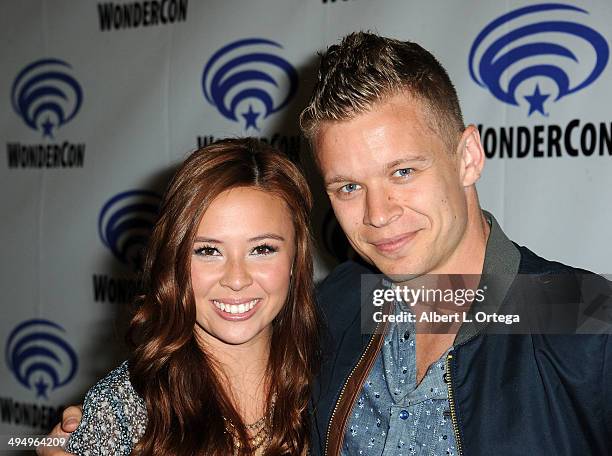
[65,362,273,456]
[65,361,147,456]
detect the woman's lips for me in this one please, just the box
[211,298,262,321]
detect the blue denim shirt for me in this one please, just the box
[341,305,457,456]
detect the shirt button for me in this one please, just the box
[399,410,409,420]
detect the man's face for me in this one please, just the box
[315,94,470,277]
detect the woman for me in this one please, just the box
[65,138,319,455]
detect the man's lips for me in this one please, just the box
[369,232,417,254]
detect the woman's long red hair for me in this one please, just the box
[127,138,319,455]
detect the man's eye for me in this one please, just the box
[194,246,220,256]
[393,168,413,178]
[251,244,277,256]
[340,183,361,194]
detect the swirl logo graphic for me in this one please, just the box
[469,4,609,116]
[11,58,84,138]
[5,319,78,399]
[202,38,299,130]
[98,190,162,270]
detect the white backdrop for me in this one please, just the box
[1,0,611,442]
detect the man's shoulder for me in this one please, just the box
[515,243,581,275]
[514,242,611,294]
[513,243,612,331]
[315,260,377,322]
[515,242,609,284]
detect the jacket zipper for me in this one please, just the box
[324,319,383,456]
[445,352,464,456]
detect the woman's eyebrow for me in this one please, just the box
[193,234,286,243]
[194,236,222,243]
[248,233,285,242]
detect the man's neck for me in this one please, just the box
[433,208,490,276]
[413,207,490,384]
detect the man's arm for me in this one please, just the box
[36,405,82,456]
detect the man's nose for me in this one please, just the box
[363,187,402,228]
[219,257,253,291]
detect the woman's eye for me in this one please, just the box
[251,244,277,255]
[194,246,220,256]
[340,183,361,194]
[393,168,413,178]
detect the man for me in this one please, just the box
[301,32,611,456]
[41,32,611,455]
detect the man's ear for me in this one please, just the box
[456,125,485,187]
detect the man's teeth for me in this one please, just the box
[213,299,258,314]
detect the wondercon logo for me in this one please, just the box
[469,3,609,116]
[98,190,162,270]
[11,58,84,138]
[202,38,299,131]
[5,319,78,399]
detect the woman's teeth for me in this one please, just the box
[213,299,258,314]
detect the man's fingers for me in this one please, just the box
[35,423,69,456]
[61,404,83,432]
[36,403,83,455]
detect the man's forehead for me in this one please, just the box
[316,96,438,144]
[315,120,440,180]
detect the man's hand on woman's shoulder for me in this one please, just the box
[36,405,83,456]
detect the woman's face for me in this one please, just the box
[191,186,295,347]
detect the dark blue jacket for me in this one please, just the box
[311,246,612,455]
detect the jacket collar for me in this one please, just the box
[454,210,520,345]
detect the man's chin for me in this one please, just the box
[369,254,427,279]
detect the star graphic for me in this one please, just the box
[34,376,49,399]
[524,84,550,117]
[41,117,55,139]
[241,104,260,131]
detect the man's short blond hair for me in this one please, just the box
[300,32,465,153]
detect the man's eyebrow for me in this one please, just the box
[325,156,429,187]
[383,156,428,171]
[325,175,354,187]
[194,234,285,243]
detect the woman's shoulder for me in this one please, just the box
[83,360,144,407]
[65,361,147,455]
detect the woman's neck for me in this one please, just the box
[197,328,272,423]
